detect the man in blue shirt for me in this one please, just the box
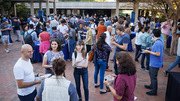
[104,17,112,27]
[143,29,164,96]
[111,26,130,75]
[46,22,53,36]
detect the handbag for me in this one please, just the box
[88,44,96,62]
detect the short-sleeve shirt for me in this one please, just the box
[115,33,130,53]
[72,52,88,68]
[39,31,50,42]
[150,38,164,68]
[113,74,137,101]
[161,21,171,35]
[44,50,64,66]
[44,50,64,74]
[13,58,35,96]
[95,44,111,63]
[97,25,107,39]
[21,31,25,36]
[36,80,78,101]
[57,24,68,34]
[0,24,10,36]
[86,29,93,45]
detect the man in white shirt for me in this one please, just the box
[140,16,145,25]
[104,26,112,72]
[13,44,43,101]
[57,19,68,36]
[90,19,97,45]
[50,16,59,28]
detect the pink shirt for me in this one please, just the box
[113,73,137,101]
[39,31,50,42]
[161,21,171,35]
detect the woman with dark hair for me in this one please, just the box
[135,22,142,32]
[42,38,64,75]
[135,27,144,62]
[35,23,42,37]
[94,33,111,94]
[124,23,131,35]
[77,23,85,40]
[104,51,137,101]
[39,27,50,57]
[36,58,78,101]
[72,40,89,101]
[21,25,28,45]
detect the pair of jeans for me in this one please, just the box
[74,68,89,101]
[69,39,76,60]
[135,44,142,60]
[94,59,107,89]
[166,56,180,72]
[149,66,159,93]
[141,46,150,70]
[113,54,118,75]
[18,89,37,101]
[86,45,91,53]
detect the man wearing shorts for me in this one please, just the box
[0,19,12,53]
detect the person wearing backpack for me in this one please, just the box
[24,24,38,49]
[69,23,77,61]
[24,24,38,63]
[42,38,64,75]
[72,40,89,101]
[52,26,65,48]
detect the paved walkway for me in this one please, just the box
[0,33,179,101]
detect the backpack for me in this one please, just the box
[24,30,35,49]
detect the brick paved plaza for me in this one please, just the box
[0,33,179,101]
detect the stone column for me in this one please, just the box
[30,0,34,16]
[53,0,56,14]
[39,2,42,10]
[111,9,115,17]
[46,0,50,16]
[133,1,139,22]
[14,3,17,17]
[116,0,119,17]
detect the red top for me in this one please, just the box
[39,31,50,42]
[113,73,137,101]
[96,25,107,39]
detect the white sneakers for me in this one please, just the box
[5,49,11,53]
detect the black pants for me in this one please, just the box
[18,89,37,101]
[149,66,159,93]
[135,44,142,60]
[106,51,110,69]
[86,45,91,53]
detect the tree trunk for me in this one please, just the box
[170,24,177,55]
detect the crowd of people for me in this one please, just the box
[0,13,179,101]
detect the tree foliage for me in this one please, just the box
[16,3,30,19]
[144,0,180,55]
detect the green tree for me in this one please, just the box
[0,0,14,16]
[145,0,180,55]
[16,3,30,19]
